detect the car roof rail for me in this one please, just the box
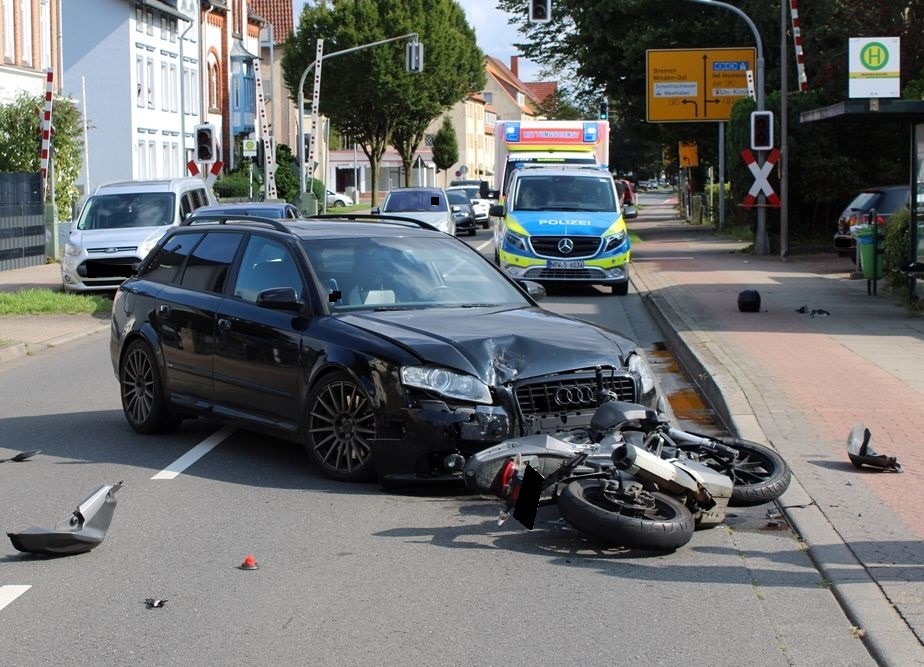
[309,213,439,233]
[180,212,292,232]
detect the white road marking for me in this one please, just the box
[151,425,237,480]
[475,238,493,252]
[0,585,31,612]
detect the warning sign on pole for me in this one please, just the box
[740,148,781,208]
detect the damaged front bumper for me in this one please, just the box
[374,401,512,485]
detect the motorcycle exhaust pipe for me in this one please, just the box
[612,444,704,499]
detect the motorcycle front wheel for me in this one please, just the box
[688,438,792,507]
[557,479,695,551]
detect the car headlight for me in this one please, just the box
[401,366,492,404]
[605,229,627,252]
[64,241,81,256]
[628,351,656,399]
[505,230,528,252]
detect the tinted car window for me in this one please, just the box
[179,232,243,294]
[384,191,447,213]
[76,192,175,230]
[140,232,203,284]
[447,191,470,206]
[233,236,303,303]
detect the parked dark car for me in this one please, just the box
[833,185,910,256]
[446,188,477,236]
[191,202,305,221]
[110,213,661,487]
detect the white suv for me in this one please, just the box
[62,177,217,292]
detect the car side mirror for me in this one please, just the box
[371,207,380,215]
[451,204,461,212]
[624,205,638,220]
[489,204,505,217]
[256,287,304,312]
[518,280,546,301]
[487,189,499,200]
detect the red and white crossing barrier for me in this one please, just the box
[204,160,223,188]
[187,160,200,177]
[39,69,54,200]
[790,1,808,92]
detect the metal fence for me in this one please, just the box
[0,172,46,272]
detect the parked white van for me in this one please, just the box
[62,177,217,292]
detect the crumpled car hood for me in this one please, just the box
[338,306,635,385]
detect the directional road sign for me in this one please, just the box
[647,48,756,123]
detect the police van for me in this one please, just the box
[490,167,630,295]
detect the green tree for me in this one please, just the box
[431,116,458,187]
[282,0,483,205]
[0,92,83,219]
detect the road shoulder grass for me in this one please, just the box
[0,288,112,316]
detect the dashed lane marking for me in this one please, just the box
[151,425,237,480]
[0,585,31,612]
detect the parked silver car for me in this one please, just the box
[373,187,456,235]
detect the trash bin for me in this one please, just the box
[855,225,885,280]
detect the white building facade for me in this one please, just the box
[62,0,200,195]
[0,0,61,102]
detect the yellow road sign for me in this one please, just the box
[679,141,699,167]
[647,48,756,122]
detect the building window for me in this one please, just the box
[20,0,33,66]
[207,55,220,112]
[40,0,51,69]
[149,140,157,177]
[4,0,14,62]
[147,58,155,108]
[146,10,154,36]
[136,56,145,107]
[172,142,179,176]
[169,63,178,112]
[138,140,147,178]
[160,62,169,110]
[424,134,434,147]
[170,19,177,43]
[136,6,143,32]
[232,0,243,35]
[483,92,492,104]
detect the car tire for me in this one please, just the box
[332,200,345,208]
[305,371,377,483]
[611,281,629,296]
[119,339,183,435]
[469,228,477,237]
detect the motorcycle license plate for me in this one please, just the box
[548,260,584,269]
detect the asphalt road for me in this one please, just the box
[0,227,875,665]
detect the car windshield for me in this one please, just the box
[513,175,616,212]
[447,191,469,206]
[302,236,530,311]
[383,191,447,213]
[77,192,176,230]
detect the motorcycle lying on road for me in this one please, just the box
[463,392,792,551]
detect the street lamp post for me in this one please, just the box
[688,0,769,255]
[296,32,420,196]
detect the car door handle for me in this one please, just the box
[158,304,171,318]
[218,318,232,333]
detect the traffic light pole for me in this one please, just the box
[688,0,768,254]
[296,32,420,197]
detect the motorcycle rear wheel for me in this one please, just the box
[558,479,695,551]
[687,437,792,507]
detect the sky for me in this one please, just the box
[294,0,542,82]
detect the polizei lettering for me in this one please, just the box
[537,218,593,225]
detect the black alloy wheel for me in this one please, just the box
[119,340,182,434]
[305,372,377,482]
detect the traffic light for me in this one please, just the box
[750,111,774,151]
[195,123,216,162]
[599,99,609,121]
[529,0,551,23]
[406,42,424,73]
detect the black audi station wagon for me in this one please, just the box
[110,213,661,487]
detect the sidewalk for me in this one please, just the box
[631,200,924,664]
[0,262,110,363]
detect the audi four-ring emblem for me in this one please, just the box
[554,386,593,406]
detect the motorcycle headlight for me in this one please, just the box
[64,241,81,256]
[628,352,657,401]
[401,366,492,404]
[505,231,528,252]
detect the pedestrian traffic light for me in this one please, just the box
[599,99,609,121]
[529,0,551,23]
[406,42,424,73]
[195,123,216,162]
[750,111,773,151]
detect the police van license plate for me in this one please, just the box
[549,260,584,269]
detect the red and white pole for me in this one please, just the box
[39,69,55,200]
[790,0,808,92]
[187,160,200,177]
[205,160,223,188]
